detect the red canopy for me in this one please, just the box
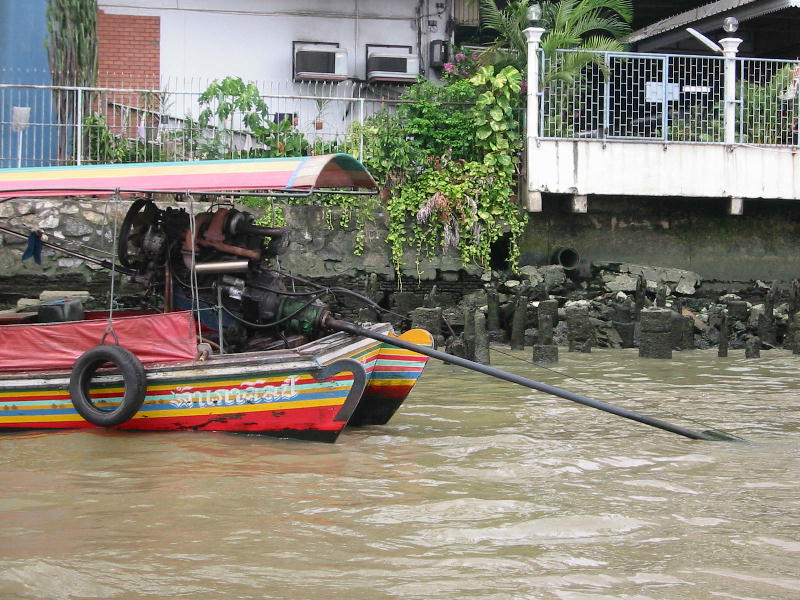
[0,312,197,372]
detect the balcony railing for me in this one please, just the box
[540,50,799,146]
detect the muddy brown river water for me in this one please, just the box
[1,347,798,599]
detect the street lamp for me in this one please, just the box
[685,18,743,144]
[527,3,542,26]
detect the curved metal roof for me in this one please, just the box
[0,153,377,198]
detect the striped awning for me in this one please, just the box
[0,153,377,198]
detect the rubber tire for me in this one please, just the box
[69,345,147,427]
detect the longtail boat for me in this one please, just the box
[0,154,431,442]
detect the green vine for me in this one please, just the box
[366,65,526,277]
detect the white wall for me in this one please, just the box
[528,139,800,203]
[98,0,449,82]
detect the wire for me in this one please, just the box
[270,268,409,322]
[217,293,325,330]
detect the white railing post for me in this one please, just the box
[720,37,742,145]
[358,97,365,160]
[524,25,545,211]
[75,87,84,164]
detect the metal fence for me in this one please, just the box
[540,50,799,145]
[0,71,412,168]
[4,51,799,168]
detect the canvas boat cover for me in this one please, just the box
[0,311,197,372]
[0,153,377,198]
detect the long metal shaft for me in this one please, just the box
[327,317,720,441]
[0,225,136,275]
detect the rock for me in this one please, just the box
[540,265,567,289]
[39,290,91,303]
[533,344,558,364]
[601,272,640,292]
[410,307,442,336]
[17,298,40,310]
[725,300,750,321]
[61,217,95,237]
[595,262,700,295]
[682,308,707,332]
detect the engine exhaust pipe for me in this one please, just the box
[193,260,250,274]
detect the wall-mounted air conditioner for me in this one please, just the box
[366,52,419,83]
[294,45,348,81]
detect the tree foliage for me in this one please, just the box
[46,0,98,162]
[478,0,633,83]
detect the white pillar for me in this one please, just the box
[720,37,742,145]
[524,26,545,211]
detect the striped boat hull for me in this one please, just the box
[0,325,432,442]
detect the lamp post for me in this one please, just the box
[686,17,742,144]
[524,4,545,211]
[720,17,743,145]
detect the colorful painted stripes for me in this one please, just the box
[0,154,377,198]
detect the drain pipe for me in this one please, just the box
[551,247,580,270]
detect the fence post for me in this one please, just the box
[603,52,611,138]
[76,87,84,165]
[358,97,365,160]
[720,37,742,144]
[523,25,545,212]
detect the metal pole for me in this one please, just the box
[358,97,365,160]
[523,26,545,212]
[76,88,84,165]
[326,318,732,441]
[720,37,742,145]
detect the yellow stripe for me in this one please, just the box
[3,383,353,411]
[0,372,336,400]
[0,414,86,424]
[366,379,414,387]
[0,396,345,423]
[0,160,303,183]
[137,396,344,419]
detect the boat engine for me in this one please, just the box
[117,198,330,350]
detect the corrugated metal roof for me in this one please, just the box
[627,0,797,43]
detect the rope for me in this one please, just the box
[99,191,122,346]
[186,194,204,343]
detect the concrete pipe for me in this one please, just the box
[551,247,580,270]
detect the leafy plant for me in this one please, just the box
[739,65,798,145]
[360,65,527,277]
[478,0,633,84]
[84,113,169,164]
[197,76,310,158]
[667,103,724,142]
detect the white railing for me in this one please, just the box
[540,50,799,146]
[0,71,412,168]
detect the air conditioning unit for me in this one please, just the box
[294,45,348,81]
[366,52,419,83]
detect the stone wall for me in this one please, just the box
[520,195,800,284]
[0,198,125,305]
[2,194,800,310]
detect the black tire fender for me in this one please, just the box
[69,345,147,427]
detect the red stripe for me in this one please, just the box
[3,404,347,434]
